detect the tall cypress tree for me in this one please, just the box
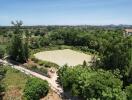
[9,21,29,63]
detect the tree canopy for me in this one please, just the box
[58,66,126,100]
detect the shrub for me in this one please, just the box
[39,67,48,75]
[31,64,38,69]
[0,47,5,58]
[37,60,45,66]
[42,61,59,68]
[0,66,6,97]
[23,63,48,76]
[31,56,59,68]
[0,66,7,80]
[31,56,39,63]
[31,65,48,76]
[83,60,87,66]
[23,62,37,69]
[0,85,4,93]
[24,78,49,100]
[125,84,132,100]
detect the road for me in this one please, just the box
[0,59,63,95]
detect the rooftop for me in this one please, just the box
[125,29,132,33]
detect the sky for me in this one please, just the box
[0,0,132,25]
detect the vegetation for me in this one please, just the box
[0,66,6,99]
[0,47,5,58]
[23,62,48,76]
[100,36,132,85]
[1,66,28,99]
[8,21,29,63]
[22,56,59,76]
[1,65,49,100]
[24,77,49,100]
[31,56,59,68]
[125,84,132,100]
[0,24,132,99]
[58,66,127,100]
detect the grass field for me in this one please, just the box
[0,44,7,50]
[1,66,62,100]
[2,67,29,100]
[34,49,92,66]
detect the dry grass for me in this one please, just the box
[2,67,28,100]
[34,49,92,66]
[2,67,62,100]
[41,89,62,100]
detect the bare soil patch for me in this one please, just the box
[34,49,92,66]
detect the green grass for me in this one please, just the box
[0,44,7,50]
[2,66,29,100]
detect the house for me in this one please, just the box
[124,29,132,36]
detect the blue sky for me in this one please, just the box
[0,0,132,25]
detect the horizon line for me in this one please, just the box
[0,24,132,27]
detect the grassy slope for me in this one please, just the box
[2,67,29,100]
[1,67,62,100]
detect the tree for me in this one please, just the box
[58,66,126,100]
[100,36,132,86]
[9,21,29,63]
[29,37,40,49]
[81,70,126,100]
[39,37,50,46]
[24,78,49,100]
[83,60,87,66]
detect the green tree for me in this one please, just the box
[58,66,126,100]
[82,70,126,100]
[100,36,132,85]
[9,21,29,63]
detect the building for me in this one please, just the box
[124,29,132,36]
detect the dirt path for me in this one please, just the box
[0,59,63,95]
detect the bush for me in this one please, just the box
[31,66,48,76]
[39,67,48,75]
[23,63,48,76]
[125,84,132,100]
[0,66,6,97]
[0,66,7,80]
[31,56,59,68]
[37,60,45,66]
[24,78,49,100]
[31,56,39,63]
[75,46,98,54]
[42,61,59,68]
[31,64,38,69]
[0,47,5,58]
[0,85,4,93]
